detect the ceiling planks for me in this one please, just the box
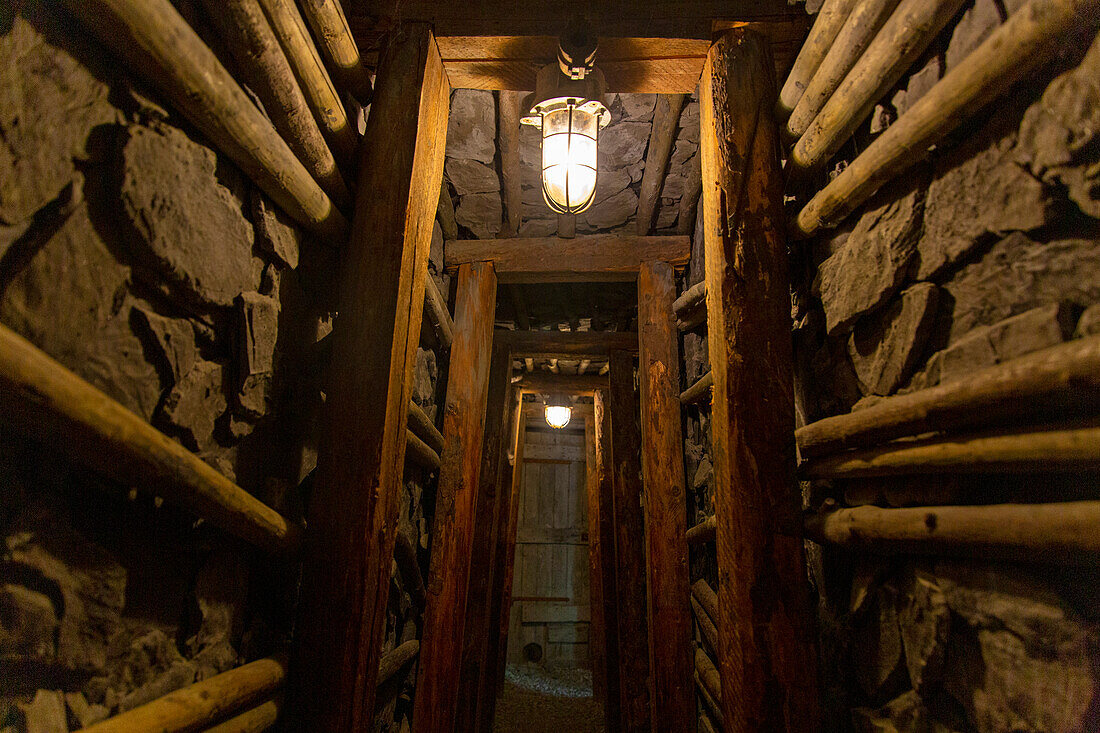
[497,330,638,359]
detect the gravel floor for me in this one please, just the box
[493,664,606,732]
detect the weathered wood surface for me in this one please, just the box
[695,672,724,729]
[498,329,638,359]
[594,391,622,730]
[797,337,1100,458]
[407,400,445,454]
[638,94,687,233]
[495,408,527,694]
[424,274,455,349]
[673,281,706,327]
[584,414,609,705]
[394,529,427,608]
[497,90,525,237]
[203,697,281,733]
[695,647,722,706]
[445,234,691,283]
[777,0,858,117]
[680,370,713,405]
[60,0,347,241]
[789,0,967,171]
[437,178,460,240]
[794,0,1100,236]
[691,579,719,625]
[686,514,717,545]
[691,596,719,654]
[378,640,421,687]
[290,25,448,730]
[405,428,441,471]
[700,28,821,731]
[805,501,1100,563]
[299,0,374,102]
[514,372,609,394]
[82,656,286,732]
[201,0,351,208]
[0,324,299,555]
[257,0,358,163]
[414,262,498,732]
[608,349,651,731]
[457,339,513,731]
[637,261,696,731]
[800,424,1100,479]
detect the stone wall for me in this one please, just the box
[0,4,442,731]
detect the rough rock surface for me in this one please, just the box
[897,566,949,693]
[597,121,650,171]
[1016,31,1100,218]
[160,359,227,450]
[130,304,197,387]
[446,89,496,165]
[852,583,905,698]
[1076,304,1100,337]
[0,11,117,226]
[919,122,1052,280]
[848,283,939,396]
[582,187,638,231]
[0,204,162,420]
[235,292,279,418]
[120,124,254,308]
[19,689,68,733]
[851,690,952,733]
[445,157,500,195]
[251,191,301,269]
[455,192,503,239]
[413,347,437,408]
[113,629,197,712]
[818,179,925,335]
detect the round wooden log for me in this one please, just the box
[299,0,374,103]
[694,647,722,704]
[378,640,420,687]
[424,275,455,349]
[204,697,281,733]
[691,579,719,626]
[695,672,724,727]
[777,0,860,118]
[789,0,967,171]
[257,0,358,164]
[0,324,299,555]
[785,0,901,140]
[407,400,445,455]
[203,0,350,209]
[679,370,713,405]
[691,596,719,654]
[394,529,428,608]
[673,281,706,333]
[794,0,1100,235]
[796,337,1100,459]
[59,0,347,242]
[497,91,525,238]
[405,428,441,471]
[81,656,286,732]
[805,501,1100,563]
[637,94,687,234]
[801,424,1100,479]
[686,515,717,545]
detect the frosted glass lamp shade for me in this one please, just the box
[544,404,572,429]
[522,95,609,215]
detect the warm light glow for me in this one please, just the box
[544,405,572,429]
[540,101,599,213]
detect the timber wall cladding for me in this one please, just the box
[508,429,592,666]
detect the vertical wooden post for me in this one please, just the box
[289,24,447,731]
[457,338,513,731]
[700,28,822,732]
[637,261,695,732]
[594,390,622,732]
[608,349,651,731]
[413,262,499,732]
[494,403,527,695]
[584,414,609,706]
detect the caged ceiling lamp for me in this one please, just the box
[521,20,610,215]
[543,393,573,429]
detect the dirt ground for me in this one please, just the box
[492,664,606,733]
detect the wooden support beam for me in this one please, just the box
[60,0,347,241]
[437,178,460,240]
[425,274,455,349]
[204,697,281,733]
[445,234,691,283]
[691,579,719,625]
[290,24,448,730]
[695,672,724,730]
[497,91,525,237]
[0,324,298,555]
[637,94,687,234]
[497,329,638,359]
[394,530,427,609]
[678,160,702,236]
[691,597,719,655]
[800,424,1100,479]
[414,262,498,732]
[796,337,1100,459]
[82,656,286,732]
[457,339,513,731]
[378,640,421,687]
[805,501,1100,564]
[686,515,717,545]
[405,428,441,471]
[637,261,695,730]
[608,349,652,731]
[201,0,351,208]
[794,0,1100,236]
[407,400,445,455]
[584,413,609,706]
[680,370,713,405]
[594,391,622,730]
[777,0,858,117]
[494,404,527,696]
[695,647,722,706]
[673,281,706,331]
[514,372,609,394]
[701,28,822,731]
[789,0,966,171]
[257,0,358,163]
[298,0,374,103]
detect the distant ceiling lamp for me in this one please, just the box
[520,19,610,215]
[544,393,573,429]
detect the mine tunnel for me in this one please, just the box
[1,0,1099,731]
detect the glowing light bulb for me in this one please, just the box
[544,404,572,429]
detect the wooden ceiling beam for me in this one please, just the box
[515,372,609,394]
[445,234,690,283]
[497,329,638,359]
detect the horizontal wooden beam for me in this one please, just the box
[408,400,445,454]
[0,324,299,555]
[805,501,1100,564]
[445,234,691,284]
[686,514,717,545]
[515,372,609,394]
[800,424,1100,480]
[378,640,421,688]
[679,370,713,404]
[497,329,637,358]
[796,337,1100,460]
[82,656,286,732]
[406,428,442,471]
